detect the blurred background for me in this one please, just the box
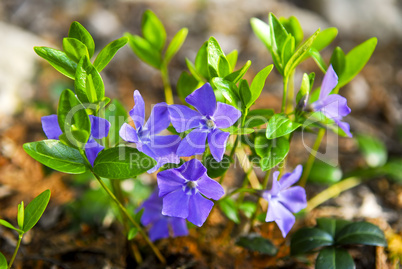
[1,0,402,268]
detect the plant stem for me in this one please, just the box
[8,234,23,269]
[285,71,295,114]
[299,128,326,187]
[92,172,166,264]
[281,75,289,113]
[305,177,361,212]
[161,64,174,105]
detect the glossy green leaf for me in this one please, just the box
[269,13,289,58]
[195,42,210,80]
[218,55,231,77]
[23,189,51,232]
[141,10,166,51]
[316,247,355,269]
[23,140,89,174]
[164,28,188,64]
[250,17,271,50]
[93,146,156,179]
[68,21,95,58]
[0,219,23,233]
[128,227,139,240]
[185,58,204,82]
[239,79,251,109]
[75,55,105,104]
[204,154,231,178]
[0,252,7,269]
[290,227,334,255]
[296,73,311,107]
[236,233,278,255]
[335,221,387,247]
[212,78,241,109]
[126,33,162,69]
[249,64,273,107]
[18,201,24,229]
[245,109,274,128]
[221,126,254,135]
[338,37,377,88]
[330,47,346,78]
[308,159,342,185]
[177,71,201,103]
[284,29,320,77]
[207,37,226,78]
[356,134,387,168]
[63,38,89,63]
[280,16,304,47]
[105,99,128,147]
[266,114,301,139]
[219,198,240,223]
[281,35,295,68]
[255,136,290,171]
[309,48,328,73]
[316,218,352,238]
[226,50,238,71]
[34,47,77,79]
[311,27,338,52]
[224,60,251,84]
[58,89,91,147]
[93,37,128,72]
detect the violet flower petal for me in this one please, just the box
[162,189,190,219]
[207,128,230,162]
[176,159,207,182]
[278,165,303,190]
[185,83,217,117]
[334,119,352,137]
[148,218,169,242]
[170,218,189,237]
[89,115,111,139]
[119,123,139,143]
[144,102,170,135]
[187,192,214,227]
[176,129,208,157]
[41,114,62,139]
[278,186,307,213]
[313,95,351,119]
[157,169,185,197]
[197,174,225,200]
[213,102,242,129]
[129,90,145,129]
[320,65,338,99]
[168,105,203,132]
[84,137,104,166]
[265,198,296,238]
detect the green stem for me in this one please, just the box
[92,172,166,264]
[286,71,294,114]
[8,234,23,269]
[305,177,361,212]
[161,64,174,105]
[281,75,289,113]
[299,128,326,187]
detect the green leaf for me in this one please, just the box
[269,13,289,61]
[141,10,166,51]
[0,252,7,269]
[105,99,128,147]
[221,127,254,135]
[239,79,251,109]
[23,189,51,232]
[316,247,355,269]
[226,50,238,71]
[290,227,334,255]
[75,55,105,104]
[296,73,311,106]
[68,21,95,58]
[308,159,342,185]
[34,47,77,79]
[224,60,251,84]
[23,140,89,174]
[381,159,402,182]
[356,134,387,168]
[244,109,274,128]
[338,37,377,88]
[204,154,231,178]
[236,233,278,255]
[311,27,338,52]
[335,221,387,247]
[93,146,157,179]
[255,136,290,171]
[63,38,90,63]
[58,89,91,147]
[177,72,201,103]
[284,29,320,77]
[219,198,240,224]
[316,218,352,238]
[212,78,241,109]
[249,64,273,107]
[0,219,23,233]
[126,33,162,69]
[218,55,231,77]
[195,42,210,80]
[309,48,328,73]
[239,201,257,218]
[281,35,295,67]
[330,47,346,78]
[164,28,188,64]
[93,37,128,72]
[207,37,226,78]
[280,16,304,47]
[18,201,24,229]
[128,227,139,240]
[250,17,271,50]
[266,114,301,139]
[185,58,205,82]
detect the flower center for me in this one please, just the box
[183,180,198,195]
[206,119,215,129]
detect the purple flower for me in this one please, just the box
[157,159,224,227]
[262,165,307,237]
[169,83,241,162]
[119,90,181,173]
[41,114,110,166]
[140,188,188,242]
[311,65,352,137]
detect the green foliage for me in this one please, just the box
[68,21,95,58]
[0,252,7,269]
[204,154,231,178]
[75,55,105,104]
[93,37,128,72]
[265,114,301,139]
[142,10,166,51]
[22,190,51,232]
[126,34,162,69]
[255,136,290,171]
[164,28,188,64]
[356,134,387,168]
[105,99,128,147]
[34,47,77,79]
[219,198,240,223]
[236,233,278,255]
[308,159,342,185]
[316,247,355,269]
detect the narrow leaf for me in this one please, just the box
[212,78,241,109]
[63,38,90,63]
[330,47,346,78]
[164,28,188,64]
[23,189,51,232]
[75,55,105,104]
[34,47,77,79]
[93,37,128,72]
[68,21,95,58]
[249,65,273,107]
[207,37,226,78]
[226,50,238,71]
[250,17,271,49]
[0,252,7,269]
[142,10,166,51]
[309,48,328,73]
[126,33,162,69]
[0,219,23,233]
[195,42,210,80]
[224,60,251,84]
[266,114,301,139]
[219,198,240,223]
[17,202,24,229]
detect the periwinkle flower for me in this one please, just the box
[262,165,307,237]
[169,83,241,162]
[311,65,352,137]
[140,188,188,242]
[41,114,110,166]
[119,90,181,173]
[157,159,224,227]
